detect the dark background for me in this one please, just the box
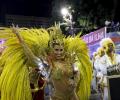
[0,0,120,18]
[0,0,120,27]
[0,0,52,17]
[109,77,120,100]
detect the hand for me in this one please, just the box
[11,24,19,35]
[11,24,23,43]
[31,87,40,92]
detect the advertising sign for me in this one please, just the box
[82,27,106,58]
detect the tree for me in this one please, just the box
[51,0,117,35]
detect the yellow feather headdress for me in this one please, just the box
[0,26,92,100]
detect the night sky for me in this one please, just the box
[0,0,120,20]
[0,0,52,17]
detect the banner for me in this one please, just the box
[82,27,106,45]
[82,27,106,58]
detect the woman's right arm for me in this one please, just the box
[12,25,41,67]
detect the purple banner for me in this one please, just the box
[82,27,106,45]
[81,27,106,58]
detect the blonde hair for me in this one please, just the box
[96,47,105,56]
[100,38,115,48]
[93,52,98,57]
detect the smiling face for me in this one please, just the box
[53,44,64,60]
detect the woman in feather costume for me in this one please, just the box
[0,24,92,100]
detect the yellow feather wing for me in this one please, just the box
[0,27,50,100]
[64,36,92,100]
